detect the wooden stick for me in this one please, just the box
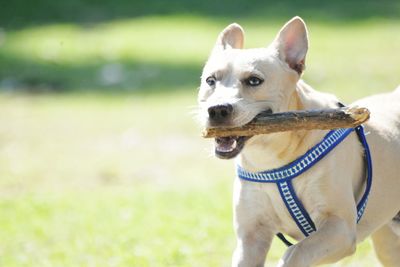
[202,106,370,138]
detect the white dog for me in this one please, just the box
[198,16,400,267]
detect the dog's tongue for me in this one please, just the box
[215,137,237,153]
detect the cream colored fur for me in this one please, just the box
[198,17,400,267]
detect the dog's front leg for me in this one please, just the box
[277,215,356,267]
[232,181,275,267]
[232,224,274,267]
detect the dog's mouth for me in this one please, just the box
[212,109,272,160]
[214,136,250,159]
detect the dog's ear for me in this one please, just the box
[213,23,244,51]
[272,16,308,75]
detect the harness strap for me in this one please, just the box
[355,126,373,222]
[237,126,373,247]
[237,129,354,183]
[277,181,316,236]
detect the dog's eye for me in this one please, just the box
[206,76,216,87]
[245,76,263,87]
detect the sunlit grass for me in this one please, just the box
[0,188,234,267]
[0,92,208,191]
[0,189,378,267]
[1,16,219,65]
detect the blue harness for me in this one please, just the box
[236,126,372,245]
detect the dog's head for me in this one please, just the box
[198,17,309,159]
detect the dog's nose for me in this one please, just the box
[208,103,233,123]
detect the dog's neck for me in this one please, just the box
[237,80,340,172]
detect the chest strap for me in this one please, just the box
[236,126,372,244]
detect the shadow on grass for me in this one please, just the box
[1,0,399,29]
[0,53,201,94]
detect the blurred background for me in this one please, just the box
[0,0,399,266]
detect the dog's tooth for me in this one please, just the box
[216,138,237,153]
[232,139,237,149]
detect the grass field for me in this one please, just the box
[1,6,400,266]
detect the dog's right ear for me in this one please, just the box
[213,23,244,51]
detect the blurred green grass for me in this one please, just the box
[1,1,399,266]
[1,16,399,96]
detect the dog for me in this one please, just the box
[198,16,400,267]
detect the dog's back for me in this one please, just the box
[352,87,400,239]
[352,88,400,266]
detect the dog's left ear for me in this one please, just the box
[272,16,308,75]
[213,23,244,51]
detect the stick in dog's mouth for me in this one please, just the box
[209,107,371,159]
[204,106,370,139]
